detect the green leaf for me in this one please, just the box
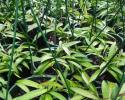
[0,88,12,100]
[0,24,5,32]
[81,71,90,85]
[108,70,120,81]
[28,23,38,32]
[56,58,70,69]
[89,69,101,82]
[40,54,53,63]
[16,79,41,88]
[62,46,70,55]
[41,81,63,88]
[34,61,54,75]
[0,69,9,74]
[81,71,98,94]
[49,91,66,100]
[16,83,30,93]
[13,89,48,100]
[26,56,41,62]
[108,42,117,60]
[102,81,109,99]
[39,94,53,100]
[57,70,66,87]
[73,75,83,82]
[71,87,99,100]
[71,95,84,100]
[0,91,4,99]
[0,77,6,85]
[15,58,24,66]
[68,61,82,69]
[22,61,29,69]
[5,31,25,39]
[45,94,53,100]
[63,41,80,48]
[120,83,125,94]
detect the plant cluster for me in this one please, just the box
[0,0,125,100]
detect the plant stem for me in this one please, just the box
[5,0,18,100]
[28,0,71,98]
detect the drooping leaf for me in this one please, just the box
[16,83,30,93]
[71,87,99,100]
[49,91,66,100]
[13,89,48,100]
[16,79,41,88]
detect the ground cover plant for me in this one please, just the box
[0,0,125,100]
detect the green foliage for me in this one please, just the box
[0,0,125,100]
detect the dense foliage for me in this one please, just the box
[0,0,125,100]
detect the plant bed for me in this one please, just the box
[0,0,125,100]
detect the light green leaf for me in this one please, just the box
[71,95,84,100]
[41,81,63,88]
[1,88,12,100]
[71,87,99,100]
[62,46,70,55]
[28,23,38,32]
[0,77,6,85]
[45,94,53,100]
[57,70,66,87]
[41,54,53,63]
[63,41,80,48]
[82,71,90,85]
[49,91,66,100]
[102,81,109,99]
[89,69,101,82]
[15,58,24,66]
[0,24,5,32]
[108,42,117,60]
[16,83,30,93]
[16,79,41,88]
[68,61,82,69]
[34,61,54,75]
[13,89,48,100]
